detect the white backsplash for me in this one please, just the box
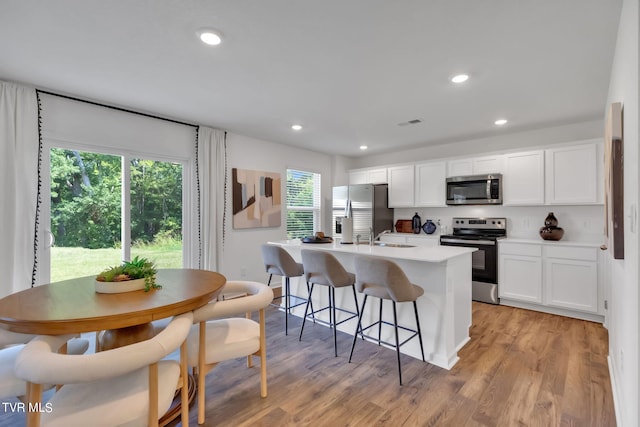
[395,205,605,243]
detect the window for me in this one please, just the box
[286,169,321,239]
[48,148,184,282]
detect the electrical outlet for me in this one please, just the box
[240,267,247,278]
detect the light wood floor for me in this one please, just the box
[0,302,616,426]
[169,302,615,426]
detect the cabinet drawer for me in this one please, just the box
[544,246,597,261]
[499,243,541,257]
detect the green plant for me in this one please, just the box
[95,256,161,292]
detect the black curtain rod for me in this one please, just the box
[36,89,198,128]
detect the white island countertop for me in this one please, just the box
[269,239,475,262]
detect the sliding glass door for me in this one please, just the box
[41,147,184,283]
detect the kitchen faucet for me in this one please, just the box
[368,228,392,246]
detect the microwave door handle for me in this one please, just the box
[486,179,491,200]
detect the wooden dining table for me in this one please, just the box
[0,268,226,427]
[0,268,225,335]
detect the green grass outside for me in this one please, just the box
[51,244,182,283]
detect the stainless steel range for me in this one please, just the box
[439,217,506,304]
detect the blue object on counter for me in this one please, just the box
[422,219,436,234]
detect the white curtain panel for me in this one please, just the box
[0,81,39,297]
[197,127,226,271]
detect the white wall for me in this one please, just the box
[221,133,338,283]
[604,0,639,425]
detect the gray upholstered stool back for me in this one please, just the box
[354,255,424,302]
[261,244,303,278]
[301,249,355,288]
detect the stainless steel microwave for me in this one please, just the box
[446,174,502,205]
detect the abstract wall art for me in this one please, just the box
[232,168,282,229]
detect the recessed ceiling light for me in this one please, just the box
[494,119,508,125]
[451,74,469,83]
[199,30,222,46]
[360,145,368,150]
[291,124,302,131]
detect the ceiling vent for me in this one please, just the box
[398,119,423,127]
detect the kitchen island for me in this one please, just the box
[267,240,476,369]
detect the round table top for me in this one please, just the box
[0,269,226,335]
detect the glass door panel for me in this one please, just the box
[129,158,183,268]
[49,148,122,282]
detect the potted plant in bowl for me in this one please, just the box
[95,256,161,293]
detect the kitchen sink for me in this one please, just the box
[373,242,416,248]
[354,241,416,248]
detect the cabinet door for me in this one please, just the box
[415,161,446,206]
[446,158,473,177]
[473,155,503,174]
[499,255,542,303]
[544,258,598,313]
[387,165,415,207]
[367,168,388,184]
[545,143,599,204]
[348,170,368,185]
[503,150,545,205]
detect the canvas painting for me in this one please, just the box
[232,168,282,229]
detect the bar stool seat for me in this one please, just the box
[299,249,360,357]
[349,255,425,385]
[261,244,312,335]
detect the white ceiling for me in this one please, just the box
[0,1,622,157]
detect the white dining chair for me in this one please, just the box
[0,329,89,400]
[186,280,273,425]
[14,312,193,427]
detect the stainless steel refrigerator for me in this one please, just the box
[332,184,393,242]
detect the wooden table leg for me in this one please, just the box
[98,323,156,351]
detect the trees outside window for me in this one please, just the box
[49,148,183,281]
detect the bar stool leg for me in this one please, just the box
[392,301,402,386]
[378,299,383,346]
[330,286,338,357]
[307,281,316,324]
[413,301,426,362]
[349,295,368,363]
[267,274,273,286]
[285,277,291,335]
[299,283,314,341]
[351,286,363,338]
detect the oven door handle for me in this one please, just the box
[440,238,496,246]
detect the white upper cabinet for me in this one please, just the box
[446,155,503,177]
[503,150,545,205]
[387,164,415,207]
[446,158,473,177]
[545,141,602,204]
[473,155,503,175]
[348,167,387,185]
[415,161,447,207]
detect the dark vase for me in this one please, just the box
[412,212,422,234]
[544,212,559,227]
[539,212,564,241]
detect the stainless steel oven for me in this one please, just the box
[439,217,506,304]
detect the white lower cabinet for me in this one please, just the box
[499,241,602,321]
[499,254,542,303]
[543,245,598,313]
[499,243,542,303]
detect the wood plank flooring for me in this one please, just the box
[0,302,616,426]
[169,302,615,426]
